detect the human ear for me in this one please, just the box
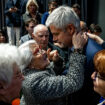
[0,81,8,94]
[67,24,75,35]
[31,33,34,38]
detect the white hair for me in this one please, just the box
[0,44,23,84]
[46,5,80,31]
[33,24,49,35]
[26,0,39,14]
[18,40,36,71]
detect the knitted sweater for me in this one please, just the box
[20,52,86,105]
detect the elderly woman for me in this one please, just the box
[91,50,105,105]
[19,31,87,105]
[0,44,24,105]
[21,0,41,36]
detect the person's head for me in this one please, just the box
[89,24,102,36]
[25,18,38,36]
[72,3,80,17]
[91,50,105,98]
[80,21,88,32]
[26,0,39,14]
[46,6,80,48]
[0,44,24,103]
[32,24,49,50]
[0,30,6,43]
[48,0,59,13]
[19,40,50,70]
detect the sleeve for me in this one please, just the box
[5,1,10,15]
[22,52,86,102]
[41,12,49,25]
[85,38,103,70]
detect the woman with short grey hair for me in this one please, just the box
[0,44,24,105]
[19,33,87,105]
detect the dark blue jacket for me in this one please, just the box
[41,12,49,25]
[5,0,21,27]
[68,38,104,105]
[20,0,28,14]
[99,97,105,105]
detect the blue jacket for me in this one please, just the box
[99,97,105,105]
[20,0,28,14]
[68,38,104,105]
[5,0,21,27]
[41,12,49,25]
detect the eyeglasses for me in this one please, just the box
[95,72,105,81]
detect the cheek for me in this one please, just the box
[93,80,105,93]
[34,55,42,64]
[59,33,69,44]
[58,34,65,41]
[35,38,41,44]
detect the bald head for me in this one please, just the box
[32,24,49,50]
[33,24,49,35]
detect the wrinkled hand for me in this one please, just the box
[86,32,104,44]
[72,32,88,49]
[47,48,60,62]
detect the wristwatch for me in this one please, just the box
[74,48,84,54]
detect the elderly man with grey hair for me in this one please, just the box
[32,24,50,50]
[46,5,103,105]
[0,44,24,105]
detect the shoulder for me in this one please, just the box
[85,38,103,57]
[20,34,29,40]
[43,12,49,15]
[42,12,49,18]
[84,38,103,69]
[22,13,30,21]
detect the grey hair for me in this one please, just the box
[33,24,49,36]
[46,5,80,31]
[0,44,23,84]
[26,0,39,14]
[18,40,36,71]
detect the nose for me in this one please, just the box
[91,72,96,81]
[42,36,46,40]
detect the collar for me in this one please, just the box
[97,100,105,105]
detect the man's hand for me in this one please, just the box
[72,32,88,49]
[47,48,60,62]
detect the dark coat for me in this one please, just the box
[5,0,21,27]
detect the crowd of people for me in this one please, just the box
[0,0,105,105]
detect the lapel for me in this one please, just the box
[13,0,17,6]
